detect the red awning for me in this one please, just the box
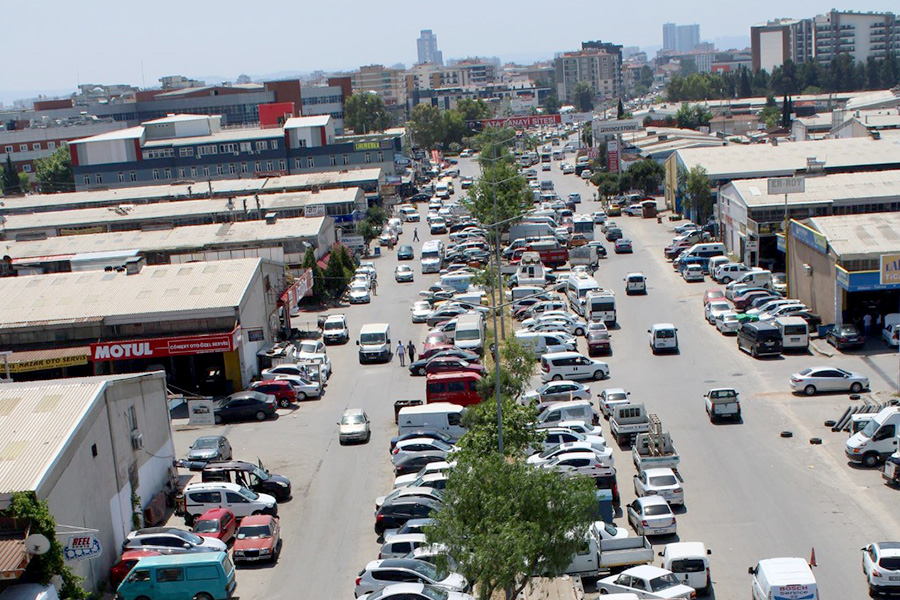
[316,252,330,270]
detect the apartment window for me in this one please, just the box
[364,152,371,164]
[152,169,159,180]
[342,154,349,165]
[220,143,236,154]
[4,145,12,153]
[118,172,125,182]
[307,157,315,168]
[377,151,384,162]
[228,163,236,174]
[20,144,28,152]
[96,174,102,184]
[179,147,194,157]
[296,139,307,147]
[255,141,268,151]
[48,141,56,149]
[32,143,41,151]
[178,168,185,178]
[83,175,91,185]
[254,161,261,172]
[263,161,271,171]
[295,158,302,169]
[329,155,337,166]
[278,159,286,170]
[240,142,252,153]
[270,140,278,149]
[216,164,223,175]
[190,166,197,177]
[164,168,171,179]
[130,171,137,181]
[203,166,210,176]
[197,145,217,156]
[241,163,248,173]
[23,164,31,173]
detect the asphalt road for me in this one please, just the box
[171,139,900,600]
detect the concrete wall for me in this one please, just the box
[788,236,838,324]
[236,260,286,382]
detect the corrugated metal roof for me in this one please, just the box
[3,216,326,260]
[0,374,152,493]
[0,537,28,578]
[808,212,900,260]
[0,258,261,326]
[675,136,900,180]
[69,126,144,144]
[284,115,331,129]
[1,188,358,233]
[727,170,900,208]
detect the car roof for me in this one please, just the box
[238,514,275,527]
[342,408,367,417]
[196,508,234,519]
[663,542,707,560]
[133,526,187,536]
[636,496,670,507]
[623,564,671,578]
[383,533,428,545]
[641,467,676,478]
[202,460,257,472]
[185,481,243,492]
[874,542,900,556]
[132,552,229,568]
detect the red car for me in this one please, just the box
[232,515,281,563]
[733,291,778,311]
[191,508,237,545]
[109,550,160,590]
[703,289,726,306]
[249,380,297,408]
[418,343,454,361]
[424,356,485,375]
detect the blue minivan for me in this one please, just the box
[116,552,236,600]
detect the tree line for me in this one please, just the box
[666,53,900,102]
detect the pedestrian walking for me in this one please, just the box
[371,278,377,296]
[413,228,419,242]
[397,341,406,366]
[407,340,416,364]
[863,313,873,336]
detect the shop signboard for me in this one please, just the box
[880,253,900,286]
[304,204,326,218]
[188,398,216,426]
[91,329,239,362]
[63,534,102,562]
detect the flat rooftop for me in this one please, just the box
[0,257,263,327]
[807,212,900,260]
[726,170,900,208]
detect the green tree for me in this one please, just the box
[322,251,349,300]
[616,99,625,119]
[780,95,793,128]
[455,99,491,122]
[408,104,446,150]
[679,165,714,222]
[476,336,535,403]
[674,103,711,130]
[760,95,780,129]
[541,92,561,114]
[344,91,393,134]
[427,454,597,600]
[34,145,74,193]
[441,110,468,148]
[301,247,326,302]
[457,396,541,460]
[2,154,20,195]
[18,171,30,194]
[571,82,595,112]
[463,160,531,236]
[622,158,664,195]
[738,67,752,98]
[592,172,622,198]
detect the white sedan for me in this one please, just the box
[391,438,455,466]
[598,388,631,419]
[597,565,695,599]
[527,442,613,468]
[411,301,432,323]
[715,311,741,334]
[633,468,684,506]
[538,428,607,453]
[395,265,415,283]
[705,300,731,325]
[539,451,614,477]
[790,367,869,395]
[349,283,371,303]
[520,381,591,406]
[626,496,677,536]
[523,313,587,336]
[272,374,321,399]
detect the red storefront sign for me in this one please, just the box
[90,328,239,361]
[481,115,561,129]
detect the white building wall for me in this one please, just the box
[84,139,132,166]
[759,31,785,73]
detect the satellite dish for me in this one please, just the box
[25,533,51,555]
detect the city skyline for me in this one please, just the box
[1,0,899,99]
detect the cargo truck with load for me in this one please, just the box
[562,522,654,577]
[632,416,680,472]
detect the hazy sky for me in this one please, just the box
[1,0,898,95]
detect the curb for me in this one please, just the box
[809,339,834,358]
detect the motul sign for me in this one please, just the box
[91,329,238,361]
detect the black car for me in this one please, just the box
[587,241,607,258]
[408,348,480,376]
[201,460,292,501]
[409,193,431,203]
[826,324,863,349]
[393,453,448,476]
[389,430,456,454]
[214,391,277,424]
[605,228,623,242]
[374,497,441,535]
[397,245,415,260]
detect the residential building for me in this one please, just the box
[417,30,444,66]
[349,65,408,121]
[663,23,700,53]
[751,18,815,72]
[67,113,402,191]
[555,48,623,104]
[813,10,899,65]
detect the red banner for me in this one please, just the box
[607,140,620,174]
[481,115,561,129]
[91,328,239,361]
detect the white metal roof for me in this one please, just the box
[1,188,358,233]
[68,126,144,144]
[675,136,900,180]
[4,216,326,261]
[0,373,163,494]
[143,114,212,125]
[0,258,262,326]
[807,212,900,260]
[727,170,900,209]
[284,115,331,129]
[142,127,280,147]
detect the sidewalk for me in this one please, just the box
[521,576,584,600]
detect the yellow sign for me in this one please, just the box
[59,226,106,236]
[6,354,90,373]
[354,141,381,151]
[880,253,900,285]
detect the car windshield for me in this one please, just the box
[607,392,627,401]
[252,467,270,481]
[351,285,367,292]
[193,438,219,449]
[879,557,900,570]
[299,342,318,353]
[649,475,678,486]
[656,329,674,338]
[241,489,259,500]
[192,520,220,533]
[455,330,479,341]
[342,414,366,425]
[603,522,619,537]
[711,302,729,310]
[410,559,447,580]
[799,368,813,376]
[644,505,672,516]
[360,333,385,344]
[324,321,343,330]
[649,573,681,592]
[237,525,271,539]
[421,586,450,600]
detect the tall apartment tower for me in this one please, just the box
[813,10,899,65]
[417,30,444,66]
[662,23,677,51]
[663,23,700,53]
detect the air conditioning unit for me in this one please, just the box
[131,431,144,450]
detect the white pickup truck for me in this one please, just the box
[632,431,680,472]
[563,522,654,577]
[704,388,741,422]
[610,403,650,446]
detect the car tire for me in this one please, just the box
[214,414,223,425]
[722,276,732,283]
[863,452,881,468]
[279,398,291,408]
[365,432,371,443]
[599,589,609,595]
[594,370,606,380]
[296,392,307,401]
[804,385,817,396]
[256,411,267,421]
[552,374,563,381]
[194,594,213,600]
[850,382,863,394]
[418,367,426,376]
[575,328,584,337]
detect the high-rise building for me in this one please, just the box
[663,23,700,53]
[554,47,623,104]
[751,18,814,72]
[416,30,444,66]
[813,10,899,65]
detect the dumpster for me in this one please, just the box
[394,399,423,424]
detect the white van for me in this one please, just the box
[845,406,900,467]
[714,262,751,283]
[660,542,712,595]
[387,217,403,235]
[683,242,726,259]
[733,269,773,290]
[397,402,467,440]
[749,557,818,600]
[398,206,420,222]
[536,399,599,428]
[540,351,609,382]
[357,323,392,363]
[454,291,486,306]
[648,323,678,354]
[565,271,601,316]
[514,330,575,357]
[509,285,545,303]
[775,316,809,351]
[707,256,730,280]
[440,272,474,293]
[455,313,485,354]
[179,482,277,524]
[585,290,617,325]
[624,272,647,295]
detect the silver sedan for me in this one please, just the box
[790,367,869,395]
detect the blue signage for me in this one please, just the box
[837,269,900,292]
[790,222,827,254]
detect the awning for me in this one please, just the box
[0,520,30,581]
[1,346,91,374]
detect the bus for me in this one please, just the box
[421,240,444,273]
[572,214,595,241]
[565,271,601,316]
[540,151,552,164]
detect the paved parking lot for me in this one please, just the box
[170,143,900,600]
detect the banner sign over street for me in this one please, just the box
[481,115,561,128]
